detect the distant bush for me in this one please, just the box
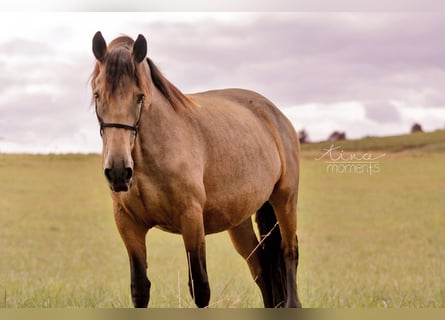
[411,123,423,133]
[298,129,309,144]
[328,131,346,141]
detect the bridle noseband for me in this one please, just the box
[96,98,144,137]
[99,117,141,137]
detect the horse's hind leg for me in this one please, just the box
[269,189,302,308]
[228,218,274,307]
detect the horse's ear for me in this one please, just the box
[92,31,107,62]
[133,34,147,64]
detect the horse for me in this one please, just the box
[90,31,302,308]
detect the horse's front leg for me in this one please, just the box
[114,208,151,307]
[180,206,210,308]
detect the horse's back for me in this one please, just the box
[190,88,297,141]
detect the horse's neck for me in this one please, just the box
[135,87,186,159]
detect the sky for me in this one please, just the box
[1,10,445,153]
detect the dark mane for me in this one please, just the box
[146,57,195,111]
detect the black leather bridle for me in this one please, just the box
[95,97,144,137]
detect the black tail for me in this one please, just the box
[255,201,287,308]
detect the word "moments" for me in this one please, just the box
[315,144,386,175]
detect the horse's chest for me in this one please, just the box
[116,182,177,229]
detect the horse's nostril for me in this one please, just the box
[104,167,132,186]
[125,167,133,180]
[104,168,112,182]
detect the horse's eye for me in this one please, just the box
[94,92,100,100]
[137,94,145,104]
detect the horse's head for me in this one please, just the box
[91,31,150,192]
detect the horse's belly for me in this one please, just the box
[202,162,280,234]
[202,184,274,234]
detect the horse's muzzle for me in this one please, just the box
[104,166,133,192]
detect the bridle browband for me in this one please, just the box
[96,97,145,137]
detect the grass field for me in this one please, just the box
[1,131,444,308]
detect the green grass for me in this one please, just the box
[298,156,445,307]
[1,131,445,308]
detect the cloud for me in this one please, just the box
[364,101,401,123]
[0,33,96,153]
[1,12,445,153]
[139,13,445,110]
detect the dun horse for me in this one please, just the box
[90,31,302,308]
